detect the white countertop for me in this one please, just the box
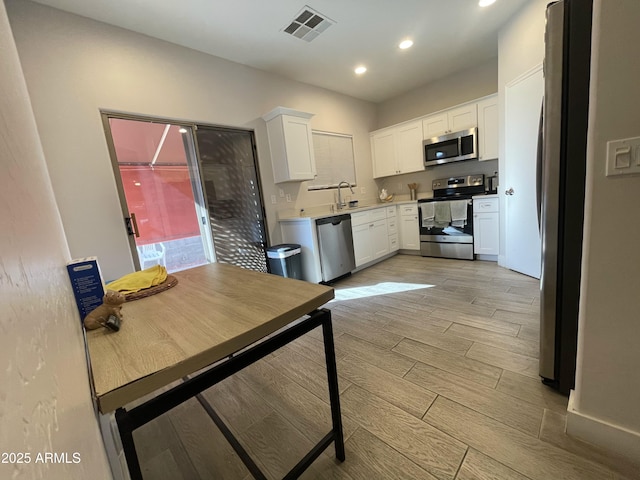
[278,199,418,222]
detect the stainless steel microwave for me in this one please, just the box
[423,127,478,166]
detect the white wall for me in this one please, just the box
[567,0,640,460]
[376,59,499,129]
[6,0,377,281]
[497,0,547,266]
[0,2,111,478]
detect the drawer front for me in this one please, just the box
[386,205,397,218]
[389,233,399,251]
[400,204,418,216]
[369,207,387,222]
[387,218,397,235]
[351,210,371,227]
[473,197,498,213]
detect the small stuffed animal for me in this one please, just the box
[84,290,126,331]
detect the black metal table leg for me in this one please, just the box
[321,313,346,461]
[195,393,267,480]
[115,407,143,480]
[113,308,345,480]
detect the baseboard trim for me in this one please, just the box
[398,249,421,256]
[475,254,498,262]
[566,390,640,462]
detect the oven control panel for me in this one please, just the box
[432,174,484,191]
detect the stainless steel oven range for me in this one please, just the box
[418,174,485,260]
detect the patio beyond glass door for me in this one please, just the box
[106,116,214,273]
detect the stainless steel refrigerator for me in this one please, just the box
[537,0,593,395]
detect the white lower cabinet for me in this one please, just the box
[473,197,499,256]
[398,203,420,250]
[352,223,373,267]
[351,207,390,267]
[371,220,390,259]
[386,205,399,252]
[280,206,398,282]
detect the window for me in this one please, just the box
[307,131,356,190]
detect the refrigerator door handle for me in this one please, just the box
[536,100,544,232]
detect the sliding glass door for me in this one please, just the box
[103,114,268,274]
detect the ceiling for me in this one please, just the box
[30,0,529,103]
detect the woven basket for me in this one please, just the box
[124,275,178,302]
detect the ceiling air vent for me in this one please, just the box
[283,6,334,42]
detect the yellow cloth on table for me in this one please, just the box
[106,265,168,294]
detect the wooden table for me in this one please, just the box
[85,263,343,479]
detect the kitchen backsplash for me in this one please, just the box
[375,158,499,200]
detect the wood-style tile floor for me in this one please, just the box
[134,255,640,480]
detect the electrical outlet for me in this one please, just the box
[270,194,277,204]
[398,182,403,191]
[279,188,285,198]
[285,194,292,202]
[360,187,365,194]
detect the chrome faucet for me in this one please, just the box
[337,181,354,209]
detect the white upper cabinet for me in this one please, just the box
[477,94,499,161]
[422,112,449,139]
[371,119,423,179]
[263,107,316,184]
[396,121,424,174]
[371,93,498,179]
[422,103,478,139]
[371,129,397,178]
[448,104,478,133]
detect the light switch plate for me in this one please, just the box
[285,193,292,202]
[270,194,277,204]
[606,136,640,177]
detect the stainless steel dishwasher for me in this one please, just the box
[316,214,356,283]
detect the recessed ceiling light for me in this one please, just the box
[179,128,187,133]
[479,0,496,6]
[354,66,367,75]
[399,40,413,50]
